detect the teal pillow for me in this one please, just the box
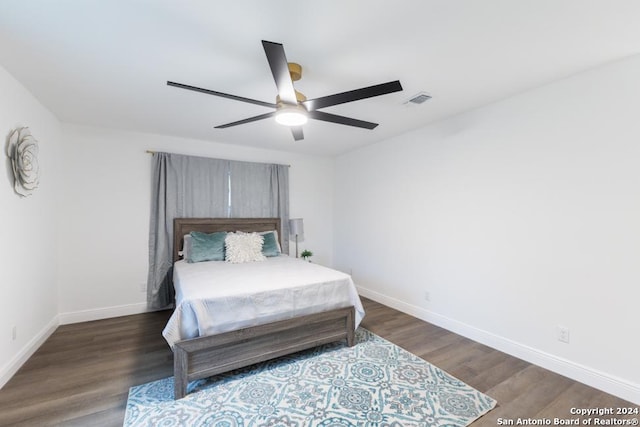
[187,231,226,263]
[261,231,280,257]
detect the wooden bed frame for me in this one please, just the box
[171,217,356,399]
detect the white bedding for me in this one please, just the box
[162,255,365,347]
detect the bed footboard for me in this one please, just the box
[173,306,356,400]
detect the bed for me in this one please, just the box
[164,218,365,399]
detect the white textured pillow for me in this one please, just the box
[178,234,192,259]
[225,232,266,263]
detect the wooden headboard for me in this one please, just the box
[173,218,282,263]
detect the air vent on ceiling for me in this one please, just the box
[407,92,432,105]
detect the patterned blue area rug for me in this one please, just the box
[124,329,496,426]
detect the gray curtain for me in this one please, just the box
[147,152,289,309]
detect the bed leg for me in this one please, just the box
[173,345,188,400]
[346,306,356,347]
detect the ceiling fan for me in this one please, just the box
[167,40,403,141]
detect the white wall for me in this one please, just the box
[56,124,335,321]
[334,55,640,404]
[0,66,62,386]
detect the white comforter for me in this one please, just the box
[162,255,365,347]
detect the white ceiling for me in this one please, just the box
[1,1,640,157]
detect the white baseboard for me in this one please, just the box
[357,286,640,405]
[0,316,59,390]
[58,302,150,325]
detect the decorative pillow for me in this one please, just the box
[260,230,281,257]
[187,231,226,263]
[225,232,266,263]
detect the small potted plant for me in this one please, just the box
[301,249,313,262]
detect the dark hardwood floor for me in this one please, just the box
[360,299,638,426]
[0,298,636,426]
[0,310,174,427]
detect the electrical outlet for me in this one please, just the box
[139,282,146,293]
[557,325,570,343]
[424,291,431,302]
[12,326,17,341]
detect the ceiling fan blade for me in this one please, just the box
[308,110,378,130]
[303,80,403,111]
[261,41,298,105]
[291,127,304,141]
[214,111,276,129]
[168,81,276,108]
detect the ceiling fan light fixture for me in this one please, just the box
[275,104,308,126]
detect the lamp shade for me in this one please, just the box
[289,218,304,240]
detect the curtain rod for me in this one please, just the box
[145,150,290,167]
